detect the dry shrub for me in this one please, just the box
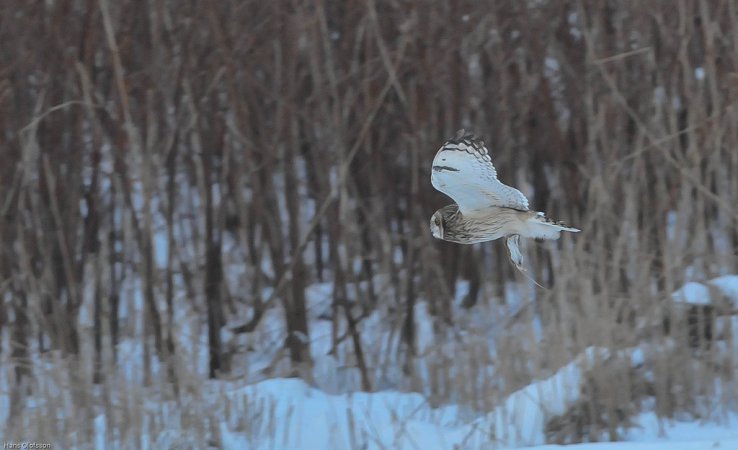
[1,0,737,444]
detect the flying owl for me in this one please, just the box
[430,129,579,271]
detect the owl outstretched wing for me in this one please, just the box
[431,129,529,214]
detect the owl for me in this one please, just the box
[430,129,579,270]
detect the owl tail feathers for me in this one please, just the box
[524,212,580,240]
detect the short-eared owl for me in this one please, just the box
[430,129,580,270]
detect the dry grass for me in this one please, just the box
[1,0,738,446]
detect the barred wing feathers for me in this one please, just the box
[431,130,529,214]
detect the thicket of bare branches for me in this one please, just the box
[2,0,737,445]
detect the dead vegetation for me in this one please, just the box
[1,0,737,446]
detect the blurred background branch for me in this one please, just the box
[1,0,737,446]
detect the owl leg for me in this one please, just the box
[507,235,549,289]
[506,235,524,271]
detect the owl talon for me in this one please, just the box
[506,235,524,271]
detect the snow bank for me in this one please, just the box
[671,275,738,306]
[211,346,737,450]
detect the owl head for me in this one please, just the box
[430,210,444,239]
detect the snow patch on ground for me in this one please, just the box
[209,376,738,450]
[9,276,738,449]
[205,343,737,450]
[671,275,738,306]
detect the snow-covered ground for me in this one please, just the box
[671,274,738,307]
[159,274,738,449]
[211,376,738,450]
[88,343,738,449]
[85,373,737,450]
[6,275,738,449]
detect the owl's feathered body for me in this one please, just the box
[429,129,580,270]
[432,204,578,245]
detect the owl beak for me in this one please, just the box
[430,214,443,239]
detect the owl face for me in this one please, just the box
[430,211,444,239]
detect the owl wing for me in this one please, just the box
[431,130,529,214]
